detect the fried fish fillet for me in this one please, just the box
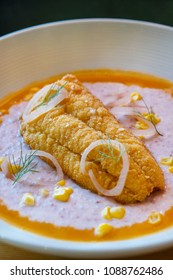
[20,74,164,204]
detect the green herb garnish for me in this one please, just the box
[95,135,123,164]
[135,97,163,136]
[9,146,39,185]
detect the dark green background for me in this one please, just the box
[1,0,173,36]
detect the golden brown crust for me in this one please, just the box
[20,74,165,204]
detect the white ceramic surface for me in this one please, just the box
[0,19,173,258]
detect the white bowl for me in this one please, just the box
[1,19,173,96]
[0,19,173,258]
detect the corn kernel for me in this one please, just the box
[57,179,66,186]
[142,113,161,125]
[0,158,22,176]
[94,223,113,237]
[64,187,73,194]
[154,115,161,124]
[40,188,49,197]
[148,211,162,225]
[169,166,173,173]
[110,206,126,219]
[21,193,35,206]
[101,206,111,220]
[160,157,173,166]
[9,164,22,174]
[138,135,145,140]
[130,92,142,102]
[53,187,73,202]
[135,120,148,130]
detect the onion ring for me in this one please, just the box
[80,139,129,196]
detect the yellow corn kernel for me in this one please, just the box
[160,157,173,166]
[130,92,142,102]
[40,188,49,197]
[154,115,161,124]
[101,206,111,220]
[148,211,162,225]
[142,113,161,125]
[135,121,148,130]
[53,187,73,202]
[169,166,173,173]
[54,186,73,194]
[94,223,113,237]
[9,164,22,174]
[57,179,66,186]
[21,193,35,206]
[110,206,126,219]
[0,158,22,174]
[138,135,145,140]
[64,187,73,194]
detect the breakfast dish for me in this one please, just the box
[0,70,173,241]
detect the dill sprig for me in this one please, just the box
[9,146,39,185]
[95,135,123,164]
[135,97,163,136]
[34,82,68,110]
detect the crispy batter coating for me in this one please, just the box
[21,74,164,204]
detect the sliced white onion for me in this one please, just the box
[132,116,156,138]
[110,106,156,139]
[0,150,63,182]
[23,84,69,123]
[33,150,64,180]
[110,106,145,116]
[23,84,52,120]
[102,92,132,108]
[112,91,144,107]
[80,139,129,196]
[114,92,131,106]
[1,157,13,179]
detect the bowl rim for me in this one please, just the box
[1,18,173,40]
[1,218,173,258]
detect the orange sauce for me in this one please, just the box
[0,69,173,242]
